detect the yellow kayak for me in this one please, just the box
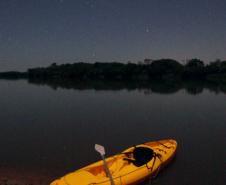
[51,139,177,185]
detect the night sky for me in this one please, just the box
[0,0,225,71]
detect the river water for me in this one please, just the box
[0,79,225,185]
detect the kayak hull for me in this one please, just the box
[51,139,177,185]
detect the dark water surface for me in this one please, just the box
[0,80,225,185]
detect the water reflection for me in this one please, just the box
[28,78,226,95]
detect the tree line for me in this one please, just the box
[1,58,226,82]
[27,59,226,82]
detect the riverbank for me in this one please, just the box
[0,166,59,185]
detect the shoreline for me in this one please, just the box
[0,166,60,185]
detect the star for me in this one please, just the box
[92,52,96,57]
[145,27,150,33]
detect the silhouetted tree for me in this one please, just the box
[205,59,221,74]
[183,58,205,79]
[148,59,183,79]
[185,58,204,68]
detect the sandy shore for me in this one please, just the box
[0,166,60,185]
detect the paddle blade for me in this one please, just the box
[95,144,105,155]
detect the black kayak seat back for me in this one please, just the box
[125,147,154,167]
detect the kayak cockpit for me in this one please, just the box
[85,145,155,179]
[122,146,154,167]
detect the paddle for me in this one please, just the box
[95,144,115,185]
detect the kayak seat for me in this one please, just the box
[123,147,154,167]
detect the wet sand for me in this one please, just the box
[0,167,59,185]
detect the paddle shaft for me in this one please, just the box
[101,155,115,185]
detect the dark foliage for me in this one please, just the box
[182,58,205,79]
[148,59,183,79]
[25,59,226,83]
[0,71,27,79]
[1,59,226,83]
